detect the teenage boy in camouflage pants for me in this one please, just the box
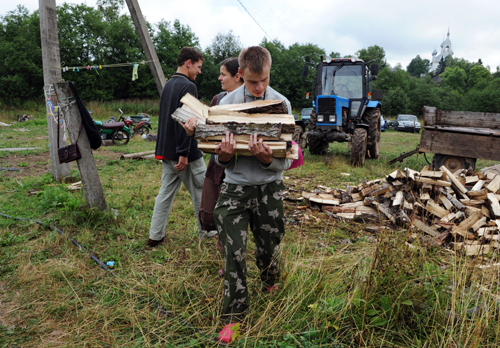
[214,46,293,327]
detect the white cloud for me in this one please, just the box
[2,0,500,69]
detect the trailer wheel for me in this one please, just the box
[432,154,476,172]
[349,128,367,166]
[363,108,381,159]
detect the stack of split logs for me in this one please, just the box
[302,165,500,255]
[171,93,298,159]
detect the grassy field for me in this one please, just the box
[1,110,500,347]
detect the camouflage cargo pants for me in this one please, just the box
[214,181,285,317]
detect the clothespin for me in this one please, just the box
[142,60,145,65]
[87,65,90,70]
[73,67,75,72]
[77,67,80,72]
[99,65,102,69]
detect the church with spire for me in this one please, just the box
[430,29,454,73]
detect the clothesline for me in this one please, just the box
[58,59,157,72]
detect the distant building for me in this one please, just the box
[430,30,454,73]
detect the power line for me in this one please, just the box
[235,0,273,41]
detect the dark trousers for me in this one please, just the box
[214,181,285,316]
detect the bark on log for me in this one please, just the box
[195,123,282,139]
[438,187,466,211]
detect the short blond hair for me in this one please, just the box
[238,46,272,74]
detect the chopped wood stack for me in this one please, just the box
[301,165,500,255]
[171,93,298,160]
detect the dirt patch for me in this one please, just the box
[0,281,19,328]
[0,148,128,179]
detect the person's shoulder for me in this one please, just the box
[220,85,244,105]
[266,86,289,102]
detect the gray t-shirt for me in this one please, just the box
[215,85,293,186]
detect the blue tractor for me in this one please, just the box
[302,57,382,166]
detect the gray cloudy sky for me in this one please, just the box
[3,0,500,70]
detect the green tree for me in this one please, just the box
[373,67,410,94]
[209,30,243,64]
[468,64,491,90]
[0,6,43,103]
[440,66,467,94]
[260,39,325,108]
[381,87,410,116]
[406,55,430,77]
[407,76,439,115]
[356,45,387,69]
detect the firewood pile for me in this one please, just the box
[301,164,500,255]
[171,93,298,160]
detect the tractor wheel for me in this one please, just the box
[431,154,476,172]
[292,125,307,151]
[349,128,367,166]
[307,108,328,155]
[308,136,329,155]
[363,108,381,159]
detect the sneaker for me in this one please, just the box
[147,237,164,247]
[218,322,241,343]
[199,230,218,239]
[262,285,278,293]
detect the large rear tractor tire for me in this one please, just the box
[431,154,476,172]
[363,108,381,159]
[307,109,329,155]
[349,128,367,166]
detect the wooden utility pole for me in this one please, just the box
[39,0,70,181]
[125,0,166,96]
[54,82,107,211]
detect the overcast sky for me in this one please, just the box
[3,0,500,71]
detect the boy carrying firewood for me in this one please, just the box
[213,46,293,342]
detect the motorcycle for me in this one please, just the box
[107,109,152,137]
[93,118,132,145]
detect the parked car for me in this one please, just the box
[381,115,385,132]
[300,107,313,127]
[394,114,421,133]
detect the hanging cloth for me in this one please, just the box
[132,63,139,81]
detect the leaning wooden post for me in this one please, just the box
[125,0,166,96]
[54,82,107,211]
[39,0,70,181]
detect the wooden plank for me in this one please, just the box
[372,202,396,223]
[361,184,382,197]
[437,187,466,211]
[302,192,340,205]
[465,176,479,184]
[467,188,488,200]
[486,175,500,193]
[471,217,488,232]
[432,107,500,129]
[482,205,491,219]
[180,93,210,120]
[440,165,468,194]
[452,226,476,240]
[351,193,363,202]
[208,113,295,126]
[426,199,449,218]
[404,167,419,181]
[411,217,441,237]
[322,206,355,213]
[393,191,404,206]
[198,142,298,159]
[420,170,444,179]
[459,211,483,231]
[209,99,288,115]
[487,193,500,218]
[439,195,453,210]
[205,133,293,142]
[471,180,486,191]
[441,212,457,223]
[415,176,452,187]
[419,129,500,162]
[388,170,405,180]
[403,200,413,211]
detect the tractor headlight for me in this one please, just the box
[351,56,357,63]
[317,115,324,122]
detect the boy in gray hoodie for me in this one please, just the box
[214,46,293,327]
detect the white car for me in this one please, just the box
[395,114,421,133]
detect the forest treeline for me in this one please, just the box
[2,1,500,115]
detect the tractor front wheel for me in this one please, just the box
[349,128,367,166]
[363,108,381,159]
[307,109,328,155]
